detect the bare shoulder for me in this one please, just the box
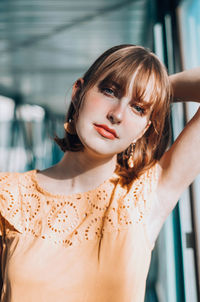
[156,106,200,213]
[145,123,200,247]
[144,158,187,248]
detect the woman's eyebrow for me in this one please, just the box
[130,97,153,110]
[98,79,121,90]
[109,80,121,89]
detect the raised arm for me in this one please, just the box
[170,67,200,102]
[157,67,200,215]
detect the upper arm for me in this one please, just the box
[170,67,200,103]
[157,106,200,214]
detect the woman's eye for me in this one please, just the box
[132,104,145,114]
[102,87,115,96]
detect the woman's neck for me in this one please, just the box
[53,150,117,192]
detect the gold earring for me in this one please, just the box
[127,142,136,168]
[64,119,76,135]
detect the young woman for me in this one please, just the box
[0,44,199,302]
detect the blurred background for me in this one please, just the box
[0,0,199,301]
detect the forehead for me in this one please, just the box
[97,67,157,106]
[128,71,156,102]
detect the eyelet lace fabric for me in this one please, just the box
[0,163,158,249]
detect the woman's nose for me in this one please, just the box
[106,103,126,125]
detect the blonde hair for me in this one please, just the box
[54,44,171,183]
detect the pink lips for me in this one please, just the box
[94,124,118,140]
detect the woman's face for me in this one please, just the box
[75,76,151,158]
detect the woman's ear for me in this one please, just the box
[72,78,84,109]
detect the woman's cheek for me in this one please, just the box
[90,98,107,114]
[125,115,148,138]
[83,92,110,115]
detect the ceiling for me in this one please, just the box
[0,0,155,114]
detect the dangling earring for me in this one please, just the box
[127,142,136,168]
[64,119,76,135]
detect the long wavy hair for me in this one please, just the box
[54,44,171,183]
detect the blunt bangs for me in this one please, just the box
[91,47,169,115]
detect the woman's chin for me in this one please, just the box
[76,129,126,158]
[81,141,117,158]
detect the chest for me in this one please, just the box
[3,225,151,287]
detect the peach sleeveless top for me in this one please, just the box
[0,163,158,302]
